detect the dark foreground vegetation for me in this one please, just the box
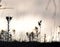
[0,41,60,47]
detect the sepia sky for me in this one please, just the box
[0,0,60,42]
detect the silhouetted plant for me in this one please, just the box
[38,20,42,42]
[0,30,12,41]
[38,20,42,26]
[30,32,34,41]
[13,29,15,34]
[26,32,31,41]
[26,25,42,41]
[9,34,12,41]
[38,20,42,32]
[1,30,5,35]
[35,26,38,37]
[26,32,35,41]
[34,26,40,41]
[44,34,46,42]
[26,32,28,36]
[0,30,5,40]
[0,30,4,40]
